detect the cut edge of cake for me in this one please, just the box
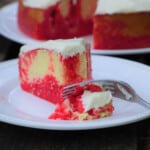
[19,38,92,104]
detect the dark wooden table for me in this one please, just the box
[0,1,150,150]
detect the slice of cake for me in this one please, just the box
[93,0,150,49]
[49,83,114,120]
[19,38,92,104]
[18,0,97,40]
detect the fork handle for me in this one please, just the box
[136,95,150,109]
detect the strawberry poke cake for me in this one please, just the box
[18,0,97,40]
[18,38,114,120]
[19,38,92,104]
[93,0,150,49]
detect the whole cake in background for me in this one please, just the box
[18,0,97,40]
[19,38,92,104]
[18,38,114,120]
[93,0,150,49]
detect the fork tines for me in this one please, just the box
[102,82,115,91]
[63,80,92,99]
[63,79,123,99]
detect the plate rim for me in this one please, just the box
[0,2,150,56]
[0,110,149,131]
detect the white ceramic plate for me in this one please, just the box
[0,55,150,130]
[0,2,150,55]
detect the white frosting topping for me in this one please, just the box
[82,91,112,112]
[20,38,87,58]
[23,0,60,9]
[96,0,150,14]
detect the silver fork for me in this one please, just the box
[63,79,150,109]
